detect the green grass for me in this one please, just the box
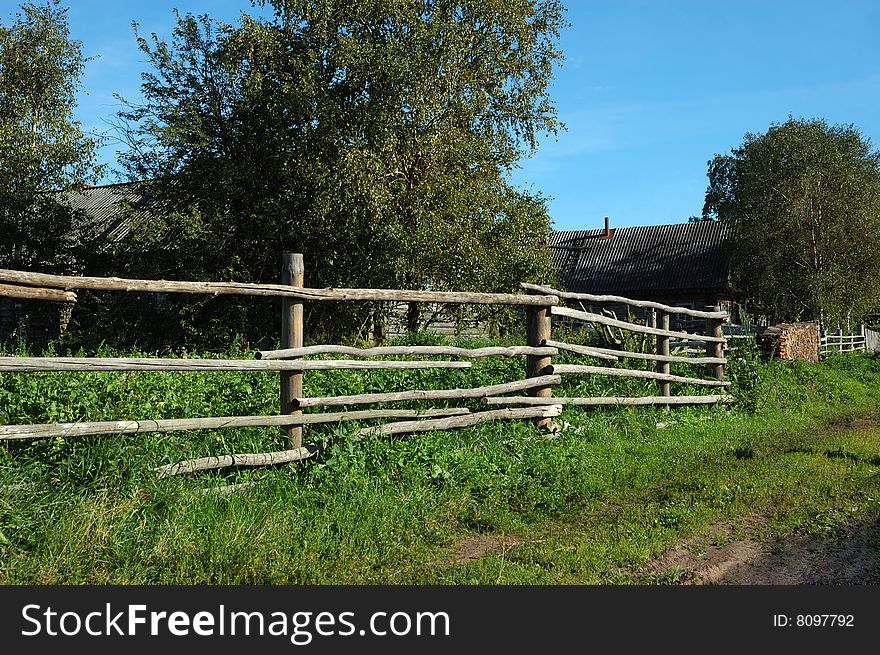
[1,337,880,584]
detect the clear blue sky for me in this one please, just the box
[9,0,880,232]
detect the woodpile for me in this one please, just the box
[758,322,819,362]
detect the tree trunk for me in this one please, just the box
[406,301,420,334]
[372,307,385,344]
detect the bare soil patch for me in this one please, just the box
[642,514,880,585]
[829,417,879,432]
[435,534,521,566]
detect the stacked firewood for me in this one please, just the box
[758,322,819,362]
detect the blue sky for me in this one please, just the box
[8,0,880,231]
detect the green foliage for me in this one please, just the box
[112,1,566,346]
[0,0,103,273]
[725,309,767,412]
[703,117,880,327]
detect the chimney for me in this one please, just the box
[602,216,612,239]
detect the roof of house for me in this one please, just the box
[548,221,732,297]
[57,182,154,247]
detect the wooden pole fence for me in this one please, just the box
[520,283,728,319]
[550,364,731,388]
[546,339,727,366]
[0,260,737,464]
[543,339,619,362]
[281,253,304,448]
[657,311,671,397]
[705,305,726,383]
[353,405,562,439]
[293,375,561,408]
[0,269,558,306]
[526,305,555,430]
[258,344,557,359]
[0,283,77,303]
[550,305,726,343]
[0,408,473,441]
[0,357,473,373]
[157,446,318,479]
[482,395,733,406]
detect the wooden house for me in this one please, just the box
[548,219,734,331]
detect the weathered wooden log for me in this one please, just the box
[0,269,557,306]
[544,339,619,361]
[0,408,472,441]
[706,307,725,382]
[354,405,563,438]
[257,344,557,359]
[0,283,77,303]
[549,364,731,387]
[157,446,317,479]
[293,375,562,408]
[520,283,728,319]
[550,305,726,343]
[481,395,733,406]
[658,312,671,397]
[526,305,555,430]
[281,253,304,448]
[0,356,472,372]
[545,340,725,365]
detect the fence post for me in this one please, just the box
[281,253,304,448]
[706,305,724,383]
[526,305,554,430]
[657,311,670,396]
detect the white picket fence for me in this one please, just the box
[819,328,867,357]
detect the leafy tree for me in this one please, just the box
[116,1,564,345]
[0,0,102,273]
[702,117,880,328]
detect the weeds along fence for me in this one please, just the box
[0,255,729,481]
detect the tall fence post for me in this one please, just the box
[281,253,304,448]
[657,311,670,396]
[706,305,724,383]
[526,305,554,430]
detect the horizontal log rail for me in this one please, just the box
[0,269,557,306]
[0,356,471,373]
[550,364,731,387]
[353,405,562,438]
[543,339,618,361]
[293,375,561,408]
[0,283,77,303]
[550,306,726,343]
[547,340,726,365]
[0,408,472,441]
[482,395,733,406]
[157,446,318,479]
[257,344,557,360]
[521,282,728,319]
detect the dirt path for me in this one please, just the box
[642,513,880,585]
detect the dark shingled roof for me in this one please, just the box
[549,221,732,296]
[56,182,154,247]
